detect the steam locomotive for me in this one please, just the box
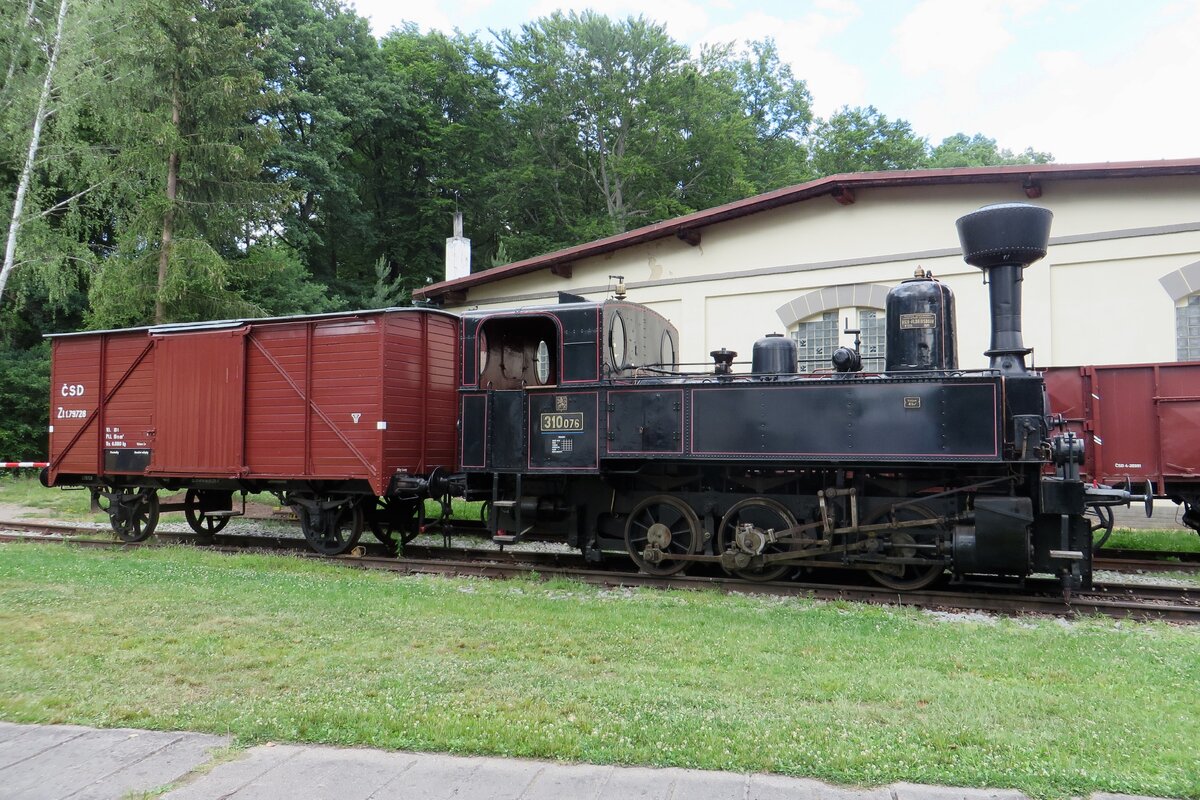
[43,203,1146,591]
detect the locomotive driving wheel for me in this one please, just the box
[184,488,231,541]
[296,497,364,556]
[717,497,805,582]
[98,487,160,543]
[624,494,701,576]
[863,503,947,591]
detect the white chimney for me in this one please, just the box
[445,211,470,281]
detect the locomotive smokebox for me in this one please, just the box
[956,202,1053,374]
[885,269,957,372]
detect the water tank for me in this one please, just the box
[885,270,957,372]
[752,333,797,375]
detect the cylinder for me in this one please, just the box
[752,334,797,375]
[885,273,957,372]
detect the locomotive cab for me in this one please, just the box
[477,315,560,389]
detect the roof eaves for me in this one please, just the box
[414,158,1200,301]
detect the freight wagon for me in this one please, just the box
[45,308,459,553]
[1044,362,1200,537]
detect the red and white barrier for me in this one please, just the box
[1,462,48,468]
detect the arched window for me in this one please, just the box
[791,308,887,373]
[778,284,892,373]
[1178,296,1200,361]
[1158,262,1200,361]
[792,312,839,372]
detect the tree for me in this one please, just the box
[252,0,388,292]
[0,341,49,459]
[372,26,511,285]
[929,132,1052,168]
[809,105,929,176]
[728,38,813,191]
[498,12,697,243]
[0,0,68,306]
[85,0,283,327]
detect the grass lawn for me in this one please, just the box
[1103,528,1200,553]
[0,544,1196,799]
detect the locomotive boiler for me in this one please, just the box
[461,202,1138,591]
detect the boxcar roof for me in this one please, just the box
[44,305,458,339]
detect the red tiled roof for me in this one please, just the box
[414,159,1200,301]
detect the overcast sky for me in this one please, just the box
[348,0,1198,165]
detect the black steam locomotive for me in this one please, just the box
[459,202,1139,592]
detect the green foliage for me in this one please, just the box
[253,0,389,288]
[1102,528,1200,553]
[79,0,284,325]
[809,105,930,175]
[87,239,264,328]
[228,243,345,317]
[498,12,697,242]
[0,342,49,459]
[0,2,1053,341]
[367,255,406,308]
[373,26,510,284]
[930,132,1054,168]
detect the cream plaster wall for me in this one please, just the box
[445,175,1200,371]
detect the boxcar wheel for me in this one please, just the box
[184,488,230,542]
[367,498,420,556]
[299,499,364,556]
[105,488,160,543]
[624,495,701,576]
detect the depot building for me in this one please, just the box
[415,160,1200,372]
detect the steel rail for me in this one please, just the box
[2,527,1197,623]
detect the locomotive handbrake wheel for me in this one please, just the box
[624,494,702,576]
[1085,504,1115,549]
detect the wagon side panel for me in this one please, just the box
[420,313,460,471]
[307,317,384,486]
[100,332,158,474]
[1043,366,1094,477]
[1153,363,1200,483]
[244,323,309,477]
[48,335,104,478]
[382,312,460,477]
[150,330,246,475]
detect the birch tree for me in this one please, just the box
[0,0,67,305]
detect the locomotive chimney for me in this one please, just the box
[955,203,1052,374]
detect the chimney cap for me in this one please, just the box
[956,202,1053,269]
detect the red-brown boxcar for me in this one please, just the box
[46,308,460,553]
[1044,361,1200,532]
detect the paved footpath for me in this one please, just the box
[0,722,1173,800]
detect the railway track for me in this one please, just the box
[2,521,1197,622]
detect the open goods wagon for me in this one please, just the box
[1044,362,1200,533]
[45,308,460,552]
